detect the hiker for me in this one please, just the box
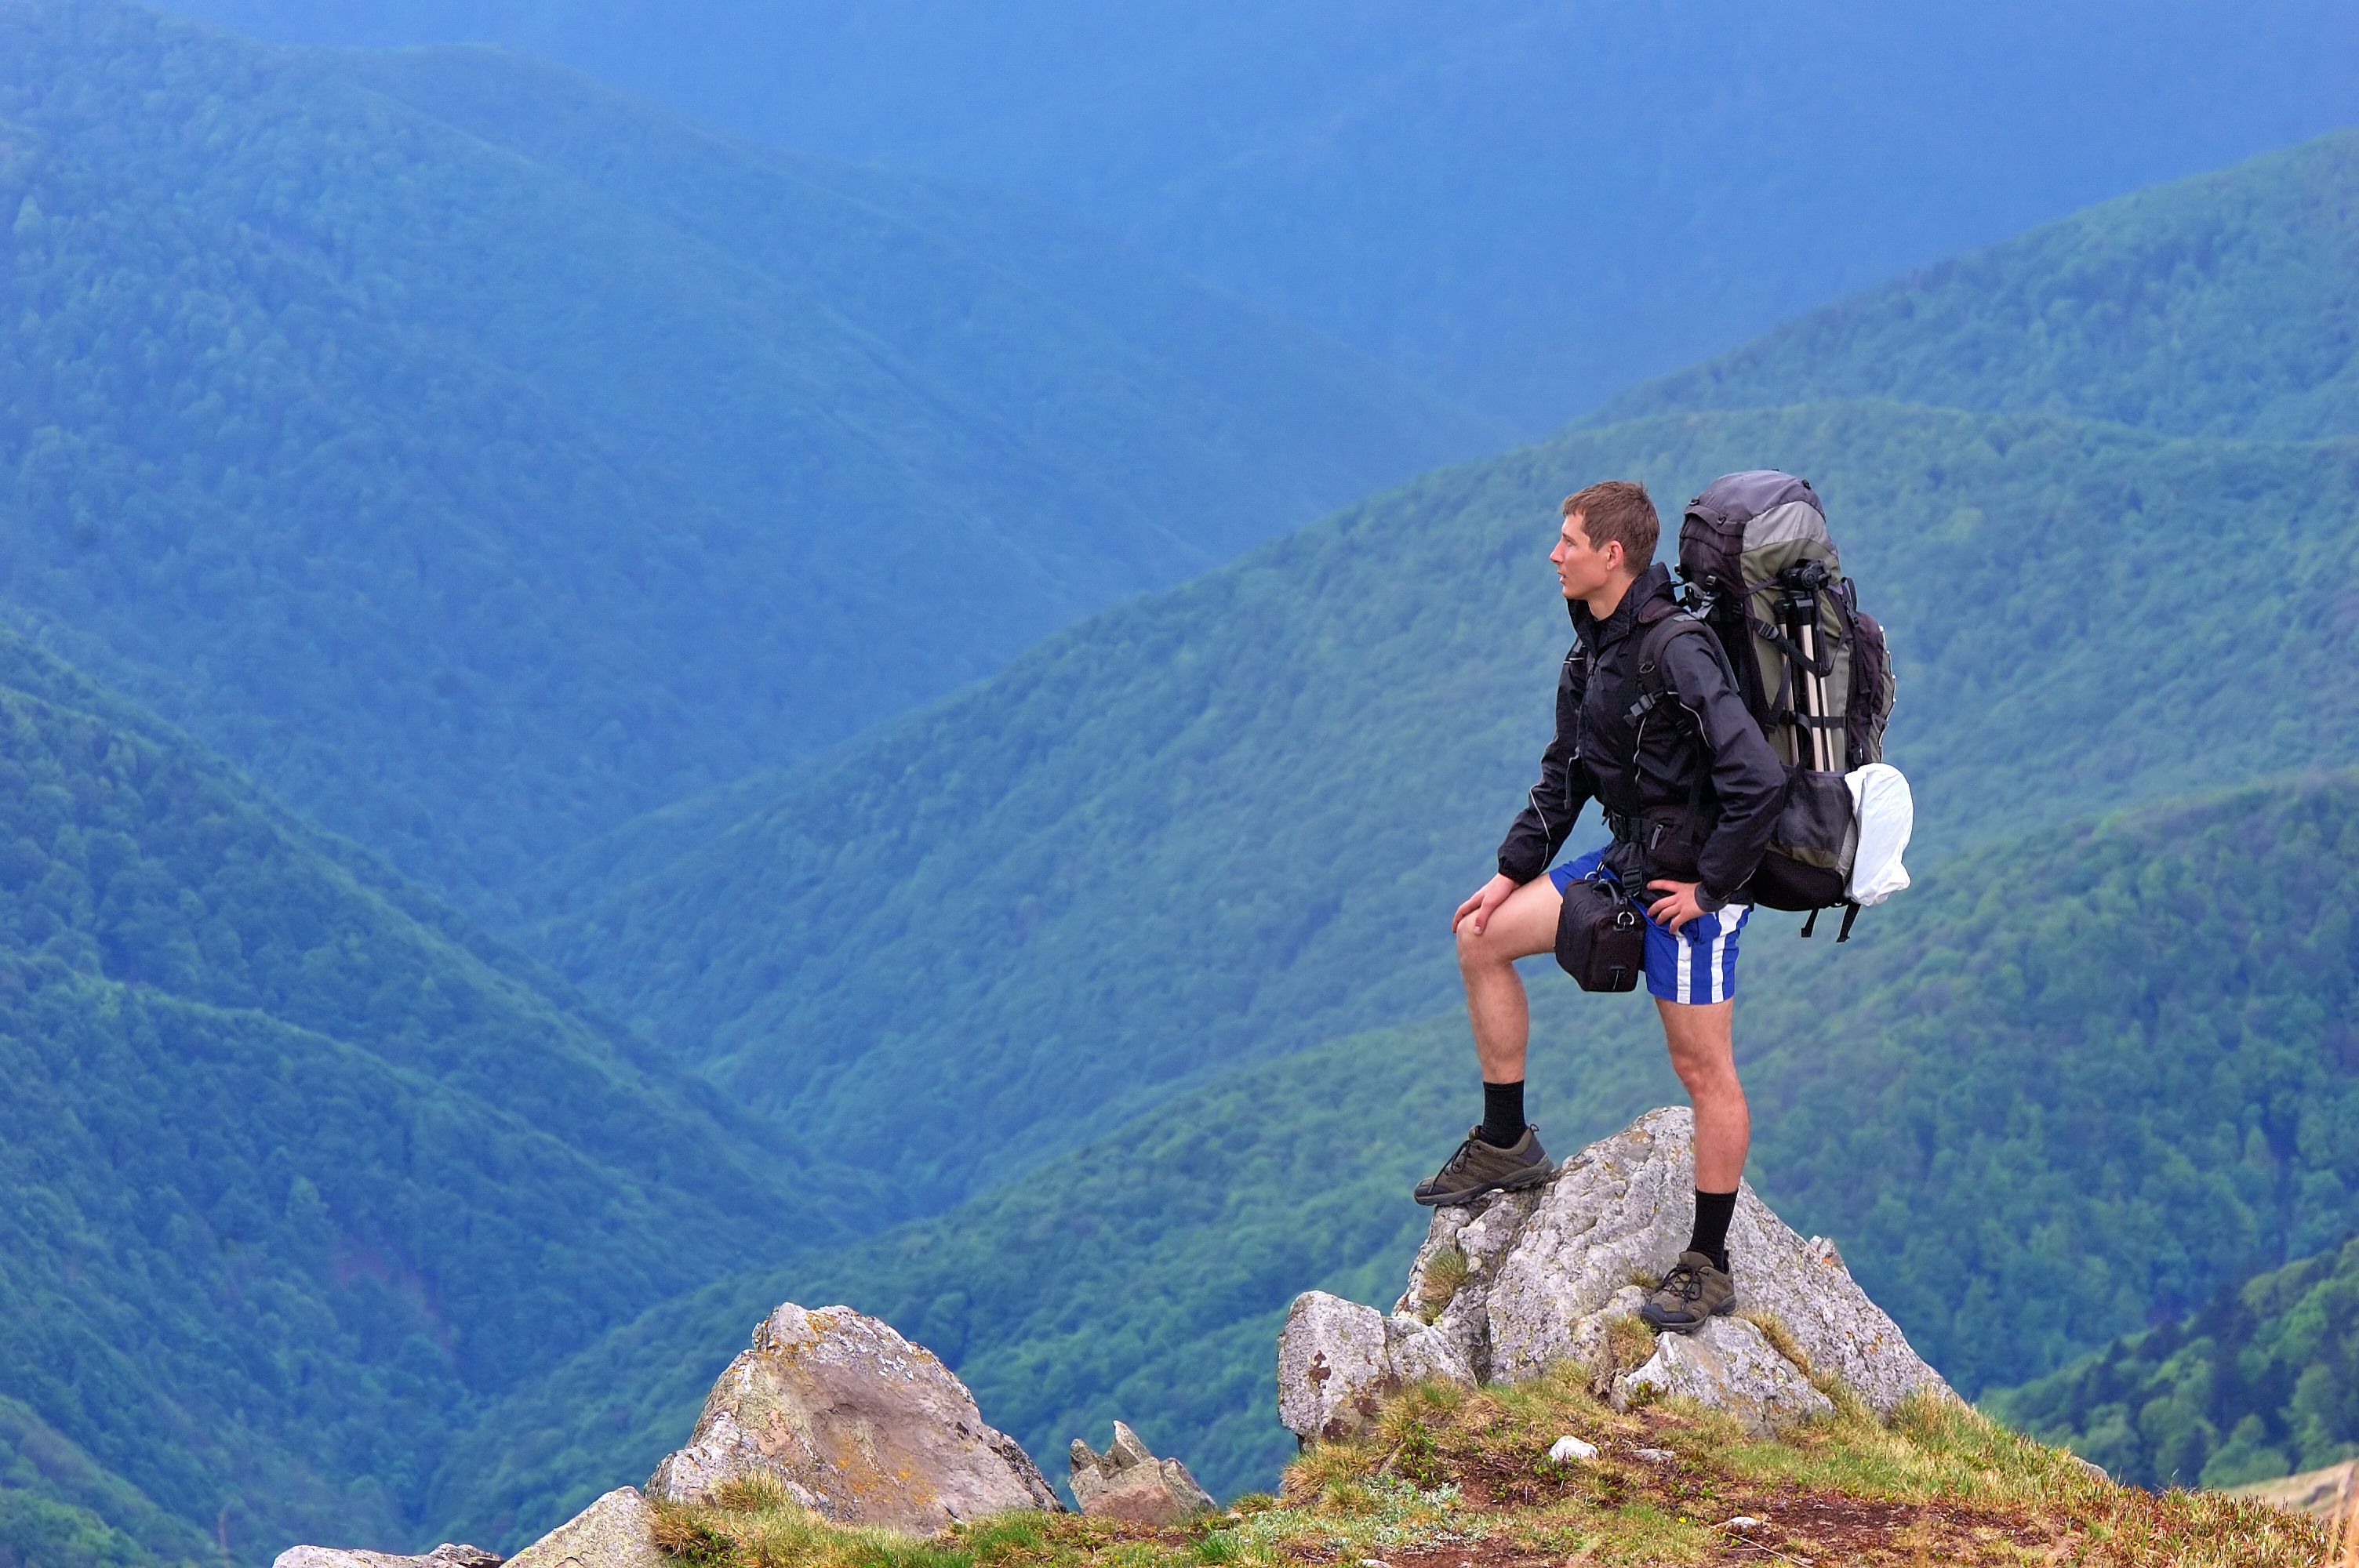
[1416,479,1786,1331]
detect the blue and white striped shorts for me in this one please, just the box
[1548,845,1751,1005]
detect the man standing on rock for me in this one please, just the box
[1416,480,1785,1333]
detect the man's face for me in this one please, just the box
[1550,511,1621,600]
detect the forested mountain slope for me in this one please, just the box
[0,633,868,1564]
[1598,131,2359,439]
[160,0,2359,423]
[533,402,2359,1209]
[0,1,1482,905]
[1988,1236,2359,1491]
[462,775,2359,1525]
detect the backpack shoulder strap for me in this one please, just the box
[1623,601,1710,726]
[1619,603,1720,848]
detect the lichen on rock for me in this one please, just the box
[646,1301,1060,1533]
[505,1489,660,1568]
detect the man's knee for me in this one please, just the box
[1456,918,1507,973]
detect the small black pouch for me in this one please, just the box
[1554,875,1647,993]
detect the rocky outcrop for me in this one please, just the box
[505,1490,661,1568]
[277,1547,502,1568]
[1278,1109,1950,1439]
[1066,1422,1216,1523]
[646,1301,1060,1532]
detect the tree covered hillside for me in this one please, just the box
[531,401,2359,1210]
[0,0,1485,904]
[456,776,2359,1522]
[1988,1236,2359,1490]
[159,0,2359,424]
[1598,132,2359,440]
[0,633,871,1564]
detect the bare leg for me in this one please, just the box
[1656,996,1749,1189]
[1454,875,1565,1082]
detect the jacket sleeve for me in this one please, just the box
[1661,630,1786,907]
[1496,643,1593,884]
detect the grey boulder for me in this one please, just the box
[1277,1108,1950,1440]
[277,1547,502,1568]
[1067,1422,1216,1524]
[647,1301,1059,1532]
[1612,1316,1834,1433]
[505,1490,660,1568]
[1275,1290,1396,1441]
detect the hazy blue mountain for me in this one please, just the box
[158,0,2359,423]
[521,136,2359,1216]
[1598,131,2359,439]
[0,0,1487,906]
[454,775,2359,1523]
[0,630,869,1563]
[529,401,2359,1213]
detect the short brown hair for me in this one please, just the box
[1561,480,1658,565]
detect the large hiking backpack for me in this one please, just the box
[1634,471,1910,938]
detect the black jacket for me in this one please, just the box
[1496,563,1786,908]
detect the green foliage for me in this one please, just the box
[0,0,1481,903]
[1986,1236,2359,1490]
[1598,131,2359,440]
[0,630,865,1560]
[0,1396,209,1568]
[1736,778,2359,1394]
[461,777,2359,1519]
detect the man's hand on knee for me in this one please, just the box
[1453,873,1519,936]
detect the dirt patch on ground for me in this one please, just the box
[1366,1410,2074,1565]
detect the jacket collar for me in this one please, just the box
[1570,561,1675,652]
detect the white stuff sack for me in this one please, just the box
[1844,763,1913,906]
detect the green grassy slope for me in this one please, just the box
[1596,132,2359,440]
[460,776,2359,1523]
[0,632,869,1563]
[1986,1236,2359,1490]
[532,401,2359,1209]
[0,1,1486,905]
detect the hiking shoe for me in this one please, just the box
[1412,1125,1554,1207]
[1638,1250,1737,1332]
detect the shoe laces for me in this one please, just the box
[1660,1262,1705,1302]
[1438,1134,1482,1175]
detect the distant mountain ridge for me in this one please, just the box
[520,136,2359,1214]
[531,402,2359,1207]
[158,0,2359,423]
[1596,130,2359,439]
[0,0,1486,906]
[0,630,871,1564]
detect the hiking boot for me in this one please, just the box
[1638,1250,1737,1332]
[1412,1125,1554,1207]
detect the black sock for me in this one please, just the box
[1479,1080,1525,1146]
[1688,1189,1737,1272]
